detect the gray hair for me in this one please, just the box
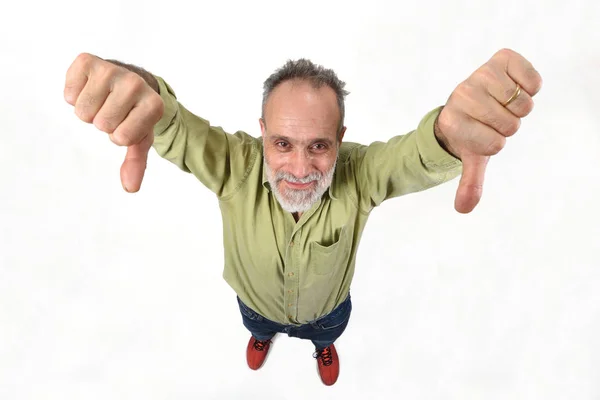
[261,58,350,134]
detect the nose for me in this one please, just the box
[288,150,312,179]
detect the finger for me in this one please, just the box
[74,69,112,123]
[443,108,507,156]
[120,131,153,193]
[461,82,522,137]
[477,65,535,118]
[455,154,489,213]
[92,75,140,134]
[64,53,95,105]
[492,48,543,97]
[109,92,162,147]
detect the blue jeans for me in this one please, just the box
[237,293,352,350]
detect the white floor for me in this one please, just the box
[2,0,600,398]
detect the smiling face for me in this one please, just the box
[260,79,346,213]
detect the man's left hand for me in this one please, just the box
[434,48,543,214]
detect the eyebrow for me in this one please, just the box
[268,134,335,147]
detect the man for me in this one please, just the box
[63,49,542,386]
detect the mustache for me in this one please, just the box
[274,170,323,184]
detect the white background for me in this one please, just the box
[1,0,599,399]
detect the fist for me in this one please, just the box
[64,53,164,192]
[435,48,543,213]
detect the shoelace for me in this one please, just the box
[314,347,333,366]
[253,339,270,351]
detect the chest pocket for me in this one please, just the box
[309,225,352,275]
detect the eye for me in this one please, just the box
[275,141,288,148]
[312,143,327,151]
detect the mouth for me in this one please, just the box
[283,180,315,190]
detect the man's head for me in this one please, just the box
[260,59,349,213]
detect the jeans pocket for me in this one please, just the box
[237,297,263,321]
[317,296,352,330]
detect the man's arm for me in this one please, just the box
[65,53,258,197]
[148,75,259,198]
[349,48,542,214]
[348,106,463,213]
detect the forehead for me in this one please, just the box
[264,80,340,141]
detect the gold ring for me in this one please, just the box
[503,84,521,107]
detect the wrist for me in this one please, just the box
[434,111,460,160]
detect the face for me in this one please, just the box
[260,79,346,213]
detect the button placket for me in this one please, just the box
[284,229,300,323]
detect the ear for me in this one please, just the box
[259,118,267,138]
[337,126,347,143]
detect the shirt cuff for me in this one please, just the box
[415,106,462,168]
[152,75,180,136]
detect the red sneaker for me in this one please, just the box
[314,344,339,386]
[246,336,272,370]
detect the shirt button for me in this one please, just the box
[290,241,294,247]
[288,315,292,319]
[288,303,292,307]
[288,272,294,277]
[288,289,293,293]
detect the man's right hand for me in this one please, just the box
[64,53,164,193]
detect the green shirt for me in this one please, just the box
[151,75,463,325]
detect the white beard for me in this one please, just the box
[264,154,337,213]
